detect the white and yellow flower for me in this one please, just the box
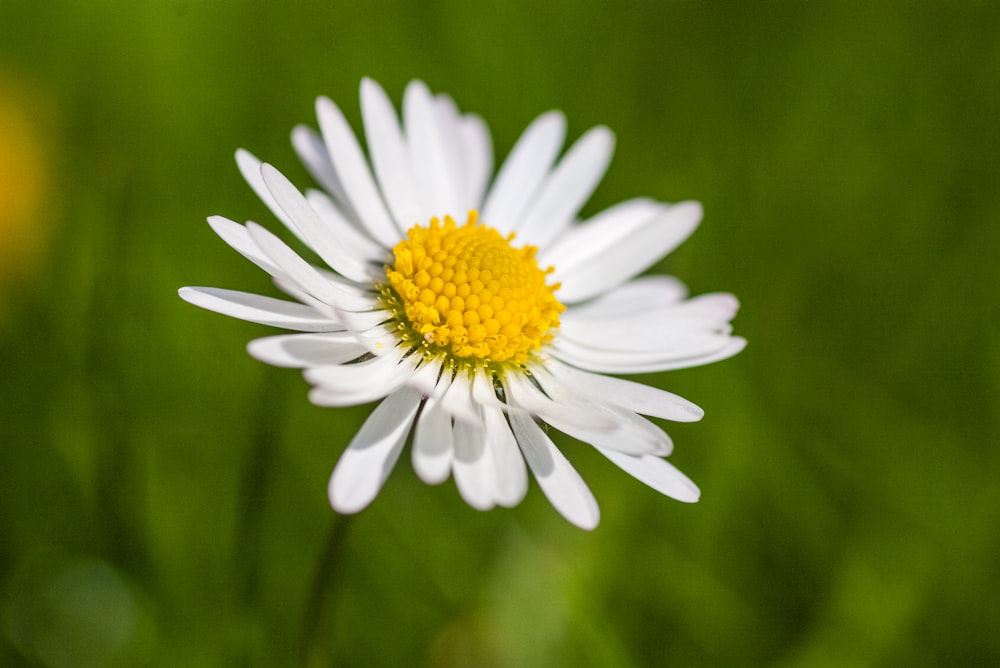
[180,79,744,529]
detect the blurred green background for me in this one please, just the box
[2,1,998,666]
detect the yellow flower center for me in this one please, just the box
[382,211,564,367]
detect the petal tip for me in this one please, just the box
[573,509,601,531]
[592,124,616,147]
[671,473,701,503]
[328,483,367,515]
[315,96,338,122]
[360,77,386,103]
[686,407,706,423]
[677,487,701,504]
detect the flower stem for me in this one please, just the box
[300,513,354,667]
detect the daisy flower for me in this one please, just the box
[180,79,744,529]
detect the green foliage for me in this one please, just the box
[1,2,998,666]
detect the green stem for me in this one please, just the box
[300,514,354,668]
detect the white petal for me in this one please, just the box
[404,80,461,220]
[459,114,493,209]
[483,406,528,507]
[540,198,663,271]
[291,125,352,210]
[406,357,445,397]
[318,275,380,305]
[675,292,742,322]
[244,222,375,311]
[515,369,672,456]
[438,372,479,425]
[509,411,600,530]
[559,320,731,354]
[179,286,339,331]
[306,189,386,261]
[480,111,566,235]
[562,275,688,318]
[260,163,378,283]
[360,77,422,233]
[434,93,475,212]
[552,332,740,369]
[235,149,308,246]
[560,299,736,353]
[206,215,281,276]
[328,387,422,513]
[594,404,675,456]
[247,332,367,368]
[470,370,503,409]
[452,408,496,511]
[566,291,739,329]
[515,126,615,249]
[328,309,398,355]
[316,95,400,247]
[304,342,403,385]
[544,358,704,422]
[598,449,700,503]
[502,371,618,433]
[305,349,413,407]
[270,273,326,312]
[205,215,376,314]
[556,201,703,304]
[552,336,747,374]
[412,396,453,485]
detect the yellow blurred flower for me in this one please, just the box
[0,70,53,290]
